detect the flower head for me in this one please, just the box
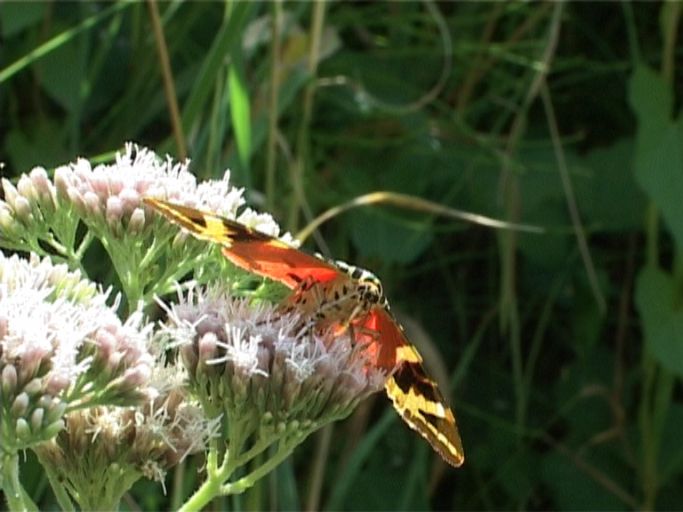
[0,253,155,451]
[33,376,219,510]
[0,144,296,306]
[161,285,386,435]
[33,386,219,510]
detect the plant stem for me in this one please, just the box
[42,460,75,512]
[221,442,295,495]
[1,453,38,512]
[179,418,249,512]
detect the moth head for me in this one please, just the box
[334,260,385,306]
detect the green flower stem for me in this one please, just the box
[234,433,285,466]
[41,458,75,512]
[44,234,69,260]
[99,235,145,310]
[82,470,140,511]
[74,230,95,261]
[179,419,251,512]
[221,441,295,495]
[179,469,223,512]
[1,453,38,512]
[138,230,173,270]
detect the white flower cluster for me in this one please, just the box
[0,253,154,451]
[163,285,386,428]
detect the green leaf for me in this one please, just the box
[35,31,85,113]
[229,56,252,171]
[0,2,46,37]
[581,138,646,230]
[629,64,672,147]
[540,452,626,510]
[4,121,69,170]
[635,266,683,377]
[349,210,433,264]
[629,63,683,251]
[182,2,254,136]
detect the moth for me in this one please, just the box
[144,197,464,467]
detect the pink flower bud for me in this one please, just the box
[17,175,37,200]
[198,332,218,362]
[83,191,102,216]
[66,187,87,215]
[119,187,139,214]
[29,167,51,191]
[2,364,17,395]
[109,176,124,196]
[107,351,124,371]
[129,208,146,234]
[123,364,152,388]
[106,196,123,226]
[45,373,70,395]
[31,168,57,214]
[95,328,117,359]
[91,174,110,199]
[54,167,73,200]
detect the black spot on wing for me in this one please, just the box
[393,362,443,404]
[224,220,273,242]
[419,410,443,426]
[190,214,209,229]
[287,272,303,284]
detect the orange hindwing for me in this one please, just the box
[144,197,464,467]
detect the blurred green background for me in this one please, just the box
[1,1,682,510]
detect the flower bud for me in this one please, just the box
[67,187,88,216]
[2,178,19,207]
[45,399,67,424]
[17,174,37,200]
[106,196,124,229]
[2,364,17,396]
[198,332,218,362]
[119,187,139,214]
[11,393,30,417]
[180,344,198,375]
[128,207,146,234]
[43,418,65,439]
[16,418,31,441]
[13,196,33,223]
[30,167,51,191]
[123,365,152,388]
[83,191,101,216]
[0,206,20,237]
[45,373,70,395]
[23,379,43,396]
[31,407,45,431]
[54,166,72,201]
